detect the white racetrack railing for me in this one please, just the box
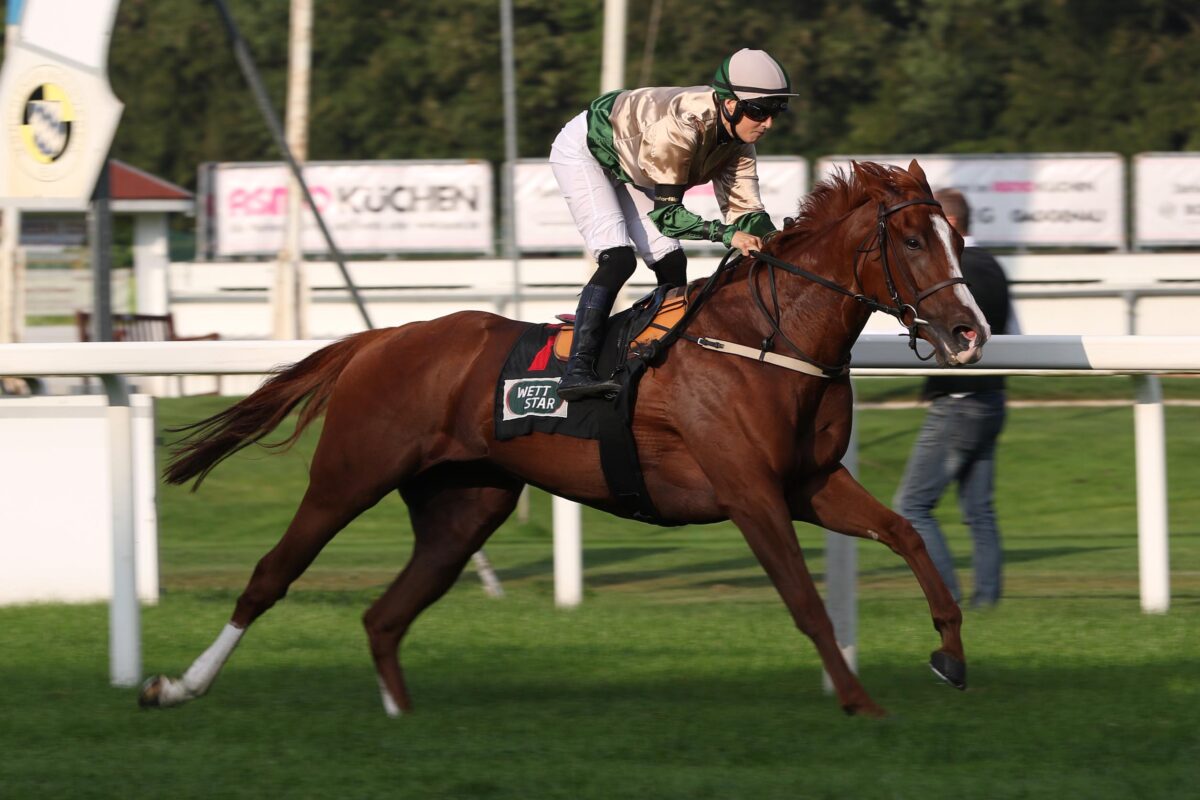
[5,333,1200,374]
[1,334,1195,687]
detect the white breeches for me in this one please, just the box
[549,111,681,265]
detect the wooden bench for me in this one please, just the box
[75,312,221,395]
[75,311,220,344]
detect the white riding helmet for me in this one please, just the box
[711,49,797,101]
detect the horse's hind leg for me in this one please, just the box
[790,465,967,689]
[365,463,522,716]
[140,418,411,709]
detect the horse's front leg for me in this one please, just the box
[790,465,967,689]
[717,485,887,717]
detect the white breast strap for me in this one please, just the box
[694,337,845,378]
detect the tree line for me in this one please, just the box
[12,0,1200,192]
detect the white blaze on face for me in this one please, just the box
[928,213,990,364]
[931,214,990,340]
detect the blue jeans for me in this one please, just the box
[893,392,1007,607]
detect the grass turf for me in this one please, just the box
[1,389,1197,798]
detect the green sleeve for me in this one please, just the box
[647,205,776,246]
[732,210,777,238]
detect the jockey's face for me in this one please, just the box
[723,99,774,143]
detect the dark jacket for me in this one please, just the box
[923,247,1011,398]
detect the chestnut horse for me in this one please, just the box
[140,160,988,718]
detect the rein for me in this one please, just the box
[644,195,966,379]
[642,249,849,379]
[749,196,965,366]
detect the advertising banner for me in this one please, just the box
[209,160,494,257]
[1134,153,1200,247]
[514,157,808,252]
[0,0,124,210]
[816,154,1125,249]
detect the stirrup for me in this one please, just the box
[558,375,621,401]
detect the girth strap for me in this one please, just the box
[595,357,663,523]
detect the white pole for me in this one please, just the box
[132,214,172,395]
[549,0,627,608]
[0,209,17,344]
[132,215,169,316]
[599,1,628,299]
[274,0,312,340]
[11,234,24,344]
[102,375,140,686]
[500,0,530,524]
[272,222,297,339]
[1134,375,1170,613]
[552,495,583,607]
[499,0,521,320]
[823,409,858,693]
[600,0,627,93]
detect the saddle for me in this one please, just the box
[493,284,695,526]
[552,285,689,364]
[496,257,741,524]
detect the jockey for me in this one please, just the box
[549,48,797,401]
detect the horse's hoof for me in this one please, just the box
[138,675,167,708]
[929,650,967,690]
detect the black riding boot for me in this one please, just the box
[558,283,621,401]
[651,248,688,288]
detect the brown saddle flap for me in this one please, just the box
[553,288,689,361]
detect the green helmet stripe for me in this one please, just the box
[712,55,736,99]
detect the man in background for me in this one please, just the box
[894,188,1018,609]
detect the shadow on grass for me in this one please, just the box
[500,546,682,580]
[9,654,1189,726]
[495,542,1127,593]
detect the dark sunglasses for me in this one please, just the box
[741,99,788,122]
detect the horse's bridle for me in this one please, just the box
[748,196,967,368]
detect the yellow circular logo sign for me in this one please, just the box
[20,83,74,164]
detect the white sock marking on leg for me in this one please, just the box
[377,675,402,718]
[160,623,245,705]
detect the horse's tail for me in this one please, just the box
[164,329,388,489]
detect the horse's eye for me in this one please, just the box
[904,237,921,250]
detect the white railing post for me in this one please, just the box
[1134,375,1170,613]
[823,408,858,693]
[102,374,141,686]
[552,495,582,607]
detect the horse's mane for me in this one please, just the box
[775,161,930,246]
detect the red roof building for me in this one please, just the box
[108,160,194,214]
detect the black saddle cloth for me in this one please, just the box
[492,286,680,524]
[493,285,674,442]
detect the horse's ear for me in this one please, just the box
[852,160,897,205]
[908,159,933,194]
[850,160,868,184]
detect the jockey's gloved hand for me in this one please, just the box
[729,230,762,257]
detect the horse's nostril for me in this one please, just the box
[953,326,977,349]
